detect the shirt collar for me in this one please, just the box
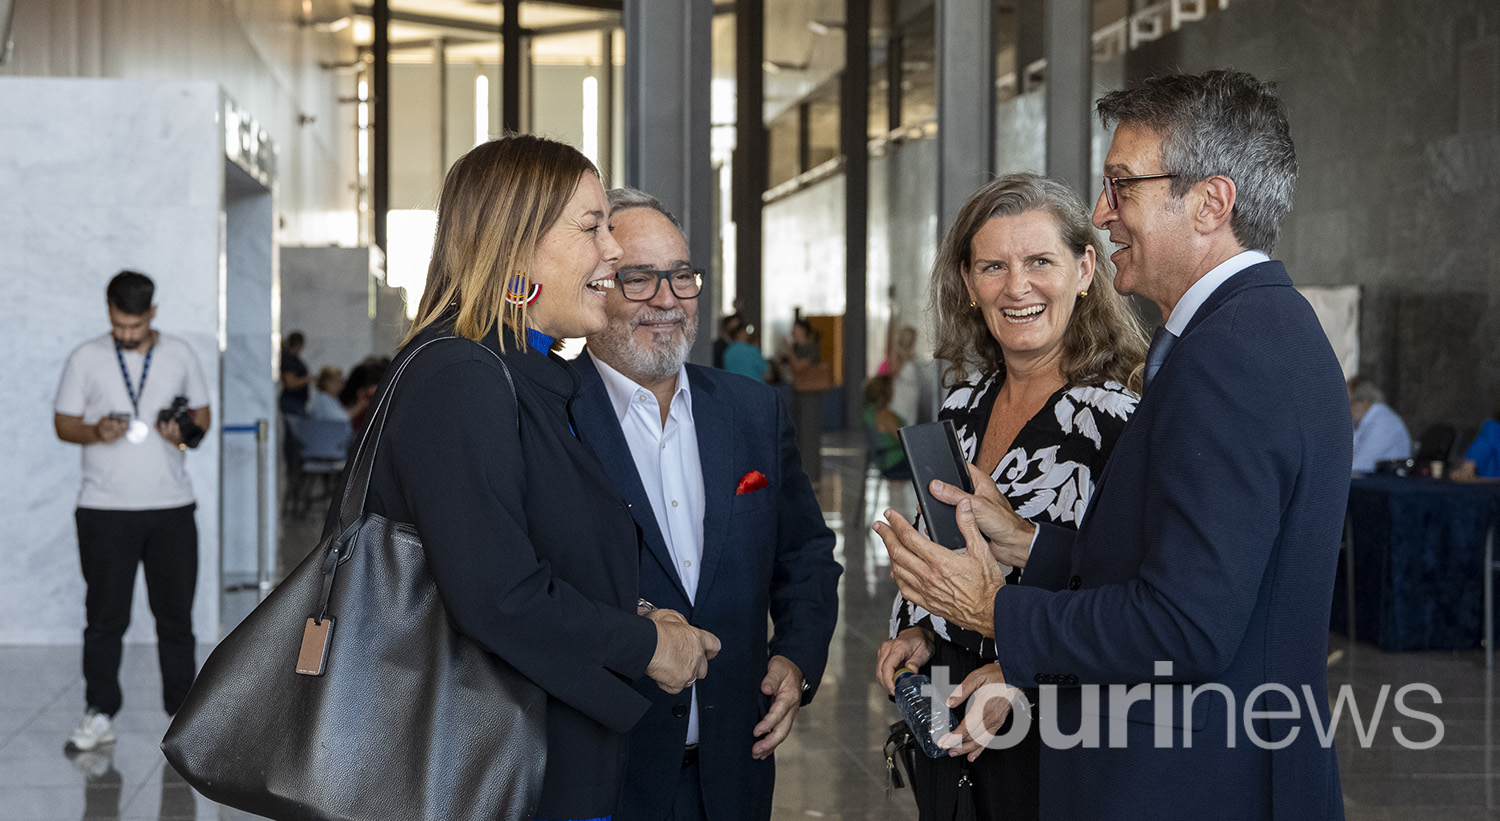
[589,353,692,424]
[1163,250,1270,336]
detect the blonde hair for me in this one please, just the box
[402,134,600,351]
[930,173,1148,393]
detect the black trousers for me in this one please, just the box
[909,641,1041,821]
[668,756,707,821]
[75,504,199,716]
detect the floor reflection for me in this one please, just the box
[0,431,1494,819]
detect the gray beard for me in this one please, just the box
[590,309,697,384]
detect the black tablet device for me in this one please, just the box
[896,420,976,551]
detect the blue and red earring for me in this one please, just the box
[504,272,541,306]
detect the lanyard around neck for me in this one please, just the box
[114,338,155,418]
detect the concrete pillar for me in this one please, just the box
[1044,0,1092,198]
[936,0,994,235]
[624,0,715,363]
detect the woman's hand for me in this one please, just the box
[929,462,1035,568]
[937,663,1025,762]
[876,626,936,694]
[645,609,722,694]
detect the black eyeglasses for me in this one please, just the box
[618,267,704,302]
[1102,173,1177,210]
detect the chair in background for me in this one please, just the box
[285,417,351,517]
[1414,423,1458,465]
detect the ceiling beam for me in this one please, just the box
[352,4,619,37]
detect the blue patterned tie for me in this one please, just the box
[1143,325,1177,392]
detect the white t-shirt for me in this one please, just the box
[54,332,210,510]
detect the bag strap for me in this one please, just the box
[333,336,518,535]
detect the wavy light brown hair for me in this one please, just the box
[931,173,1147,392]
[402,134,599,351]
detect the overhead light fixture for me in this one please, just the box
[302,15,351,32]
[807,20,843,35]
[763,60,808,74]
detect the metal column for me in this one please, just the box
[936,0,994,235]
[732,0,766,335]
[623,0,715,363]
[502,0,522,133]
[1044,0,1093,197]
[372,0,390,253]
[842,0,870,427]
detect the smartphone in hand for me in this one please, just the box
[107,412,131,424]
[897,420,976,551]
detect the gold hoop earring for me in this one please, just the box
[968,298,977,308]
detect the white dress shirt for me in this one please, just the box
[1163,249,1270,334]
[591,354,707,743]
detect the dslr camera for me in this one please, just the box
[158,396,206,449]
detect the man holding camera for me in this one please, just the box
[53,270,211,751]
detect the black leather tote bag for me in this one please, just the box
[162,337,546,821]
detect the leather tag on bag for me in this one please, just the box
[296,617,335,676]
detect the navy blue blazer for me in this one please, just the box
[571,351,842,821]
[994,262,1350,819]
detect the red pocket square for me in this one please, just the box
[736,470,768,495]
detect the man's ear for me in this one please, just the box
[1195,175,1236,235]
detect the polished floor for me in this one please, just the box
[1,432,1496,819]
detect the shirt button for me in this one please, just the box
[683,560,692,567]
[671,500,679,507]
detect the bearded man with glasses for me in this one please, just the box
[571,187,842,821]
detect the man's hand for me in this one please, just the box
[95,417,127,444]
[876,626,935,694]
[751,655,803,759]
[873,500,1006,637]
[645,609,722,694]
[937,663,1023,762]
[157,418,183,447]
[929,463,1035,567]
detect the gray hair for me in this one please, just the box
[1348,376,1384,404]
[930,172,1148,391]
[606,187,687,243]
[1096,69,1297,253]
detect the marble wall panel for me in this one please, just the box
[0,0,356,246]
[280,246,380,377]
[222,167,278,582]
[762,175,847,350]
[0,78,230,644]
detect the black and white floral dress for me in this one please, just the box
[890,371,1138,659]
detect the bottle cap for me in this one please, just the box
[895,667,917,678]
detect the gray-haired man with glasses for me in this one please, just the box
[570,188,841,821]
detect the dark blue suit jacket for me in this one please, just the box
[571,351,842,821]
[994,262,1350,819]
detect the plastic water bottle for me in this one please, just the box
[893,667,959,758]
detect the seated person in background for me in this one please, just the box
[862,374,910,480]
[339,357,389,433]
[307,366,350,423]
[722,315,770,383]
[1349,376,1411,472]
[1452,409,1500,481]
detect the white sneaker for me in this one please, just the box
[68,710,115,751]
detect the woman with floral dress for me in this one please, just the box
[877,173,1148,820]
